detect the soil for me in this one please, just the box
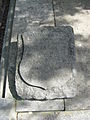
[0,0,10,60]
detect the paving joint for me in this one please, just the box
[52,0,56,27]
[63,99,66,111]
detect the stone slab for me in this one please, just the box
[12,0,54,38]
[16,100,64,112]
[54,0,90,110]
[6,39,18,99]
[65,87,90,110]
[12,26,77,100]
[18,110,90,120]
[0,98,16,120]
[0,117,9,120]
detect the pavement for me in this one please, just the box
[0,0,90,119]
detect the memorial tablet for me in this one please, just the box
[12,26,77,100]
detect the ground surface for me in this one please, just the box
[0,0,10,60]
[5,0,90,108]
[7,0,77,100]
[0,0,90,119]
[54,0,90,110]
[7,0,90,103]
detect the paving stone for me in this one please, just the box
[0,116,9,120]
[12,0,54,37]
[54,0,90,110]
[65,87,90,110]
[8,0,77,100]
[0,98,16,120]
[11,26,77,100]
[18,110,90,120]
[54,0,90,34]
[16,99,64,112]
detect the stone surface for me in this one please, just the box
[7,38,19,99]
[54,0,90,110]
[0,0,16,98]
[16,100,64,112]
[65,87,90,110]
[0,117,9,120]
[0,98,16,120]
[8,0,77,101]
[18,110,90,120]
[8,0,54,99]
[12,0,54,38]
[13,26,77,100]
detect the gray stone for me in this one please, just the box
[54,0,90,110]
[0,0,16,98]
[16,100,64,112]
[0,98,16,120]
[12,0,54,37]
[65,87,90,110]
[13,26,77,100]
[7,39,19,99]
[0,0,2,8]
[0,117,9,120]
[18,110,90,120]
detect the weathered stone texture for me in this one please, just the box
[12,0,54,38]
[14,26,77,100]
[18,110,90,120]
[54,0,90,110]
[65,87,90,110]
[16,100,64,112]
[0,98,16,120]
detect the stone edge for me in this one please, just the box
[16,99,64,112]
[0,0,16,98]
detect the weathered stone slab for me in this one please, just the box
[12,0,54,37]
[14,26,77,100]
[53,0,90,110]
[0,98,16,120]
[18,110,90,120]
[8,0,54,99]
[0,0,16,98]
[65,87,90,110]
[16,100,64,112]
